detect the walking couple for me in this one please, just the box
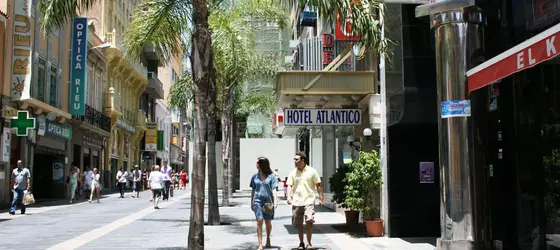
[250,152,323,250]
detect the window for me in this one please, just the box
[95,71,101,110]
[49,64,58,107]
[36,57,46,101]
[87,66,93,106]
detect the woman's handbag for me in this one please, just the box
[263,202,274,214]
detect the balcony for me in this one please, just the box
[275,71,376,108]
[136,109,147,129]
[72,104,111,134]
[103,88,121,117]
[105,30,148,79]
[146,72,165,99]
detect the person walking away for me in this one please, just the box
[286,152,324,250]
[250,157,277,250]
[89,168,101,203]
[132,165,142,198]
[83,167,93,200]
[273,168,281,192]
[10,160,30,215]
[116,168,128,198]
[160,161,172,200]
[142,168,148,191]
[180,169,187,190]
[148,165,164,209]
[173,169,180,190]
[68,167,79,203]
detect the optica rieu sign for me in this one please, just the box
[284,109,362,126]
[70,17,88,115]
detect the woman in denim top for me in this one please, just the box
[250,157,277,250]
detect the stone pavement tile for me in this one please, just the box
[79,192,343,250]
[0,189,187,250]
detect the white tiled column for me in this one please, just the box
[321,126,336,192]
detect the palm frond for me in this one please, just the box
[37,0,99,34]
[284,0,387,52]
[123,0,191,64]
[168,73,194,113]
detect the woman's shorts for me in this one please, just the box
[253,202,274,220]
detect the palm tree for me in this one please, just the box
[211,0,286,206]
[37,0,385,248]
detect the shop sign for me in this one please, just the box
[1,129,10,163]
[145,122,157,151]
[45,121,72,140]
[419,162,435,184]
[52,162,64,184]
[37,115,46,136]
[335,11,359,41]
[284,109,362,126]
[117,119,136,133]
[70,17,88,115]
[441,100,471,118]
[83,135,103,149]
[11,0,33,101]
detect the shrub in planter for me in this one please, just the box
[329,164,359,224]
[345,150,383,236]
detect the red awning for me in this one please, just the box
[467,23,560,92]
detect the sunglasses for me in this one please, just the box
[293,158,300,162]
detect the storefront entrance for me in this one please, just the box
[473,62,560,250]
[33,146,66,200]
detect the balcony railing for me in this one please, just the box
[103,88,121,113]
[137,109,147,128]
[72,104,111,132]
[147,72,164,99]
[105,30,148,77]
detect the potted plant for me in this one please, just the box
[345,150,383,236]
[329,164,359,225]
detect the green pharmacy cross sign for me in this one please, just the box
[11,111,36,136]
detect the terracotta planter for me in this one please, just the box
[344,210,360,225]
[365,219,384,237]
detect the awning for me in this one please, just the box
[467,23,560,92]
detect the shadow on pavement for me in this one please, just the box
[283,224,335,235]
[0,192,119,211]
[155,247,187,250]
[402,237,437,245]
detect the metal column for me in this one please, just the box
[417,4,484,249]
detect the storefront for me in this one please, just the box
[467,20,560,250]
[33,116,71,200]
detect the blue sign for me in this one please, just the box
[441,100,471,118]
[69,17,88,115]
[284,109,362,126]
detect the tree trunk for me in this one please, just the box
[188,0,212,248]
[221,87,233,207]
[206,65,220,225]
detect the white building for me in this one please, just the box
[155,99,171,164]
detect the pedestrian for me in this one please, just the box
[273,168,281,192]
[132,165,142,198]
[67,167,79,203]
[148,165,155,202]
[83,167,93,200]
[286,152,324,250]
[160,160,172,200]
[116,167,128,198]
[250,157,277,250]
[89,168,101,203]
[9,160,31,215]
[148,165,164,209]
[142,168,148,191]
[180,169,187,190]
[173,169,180,190]
[74,163,81,198]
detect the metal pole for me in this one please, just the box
[378,4,390,236]
[416,6,484,249]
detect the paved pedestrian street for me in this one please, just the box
[0,189,435,250]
